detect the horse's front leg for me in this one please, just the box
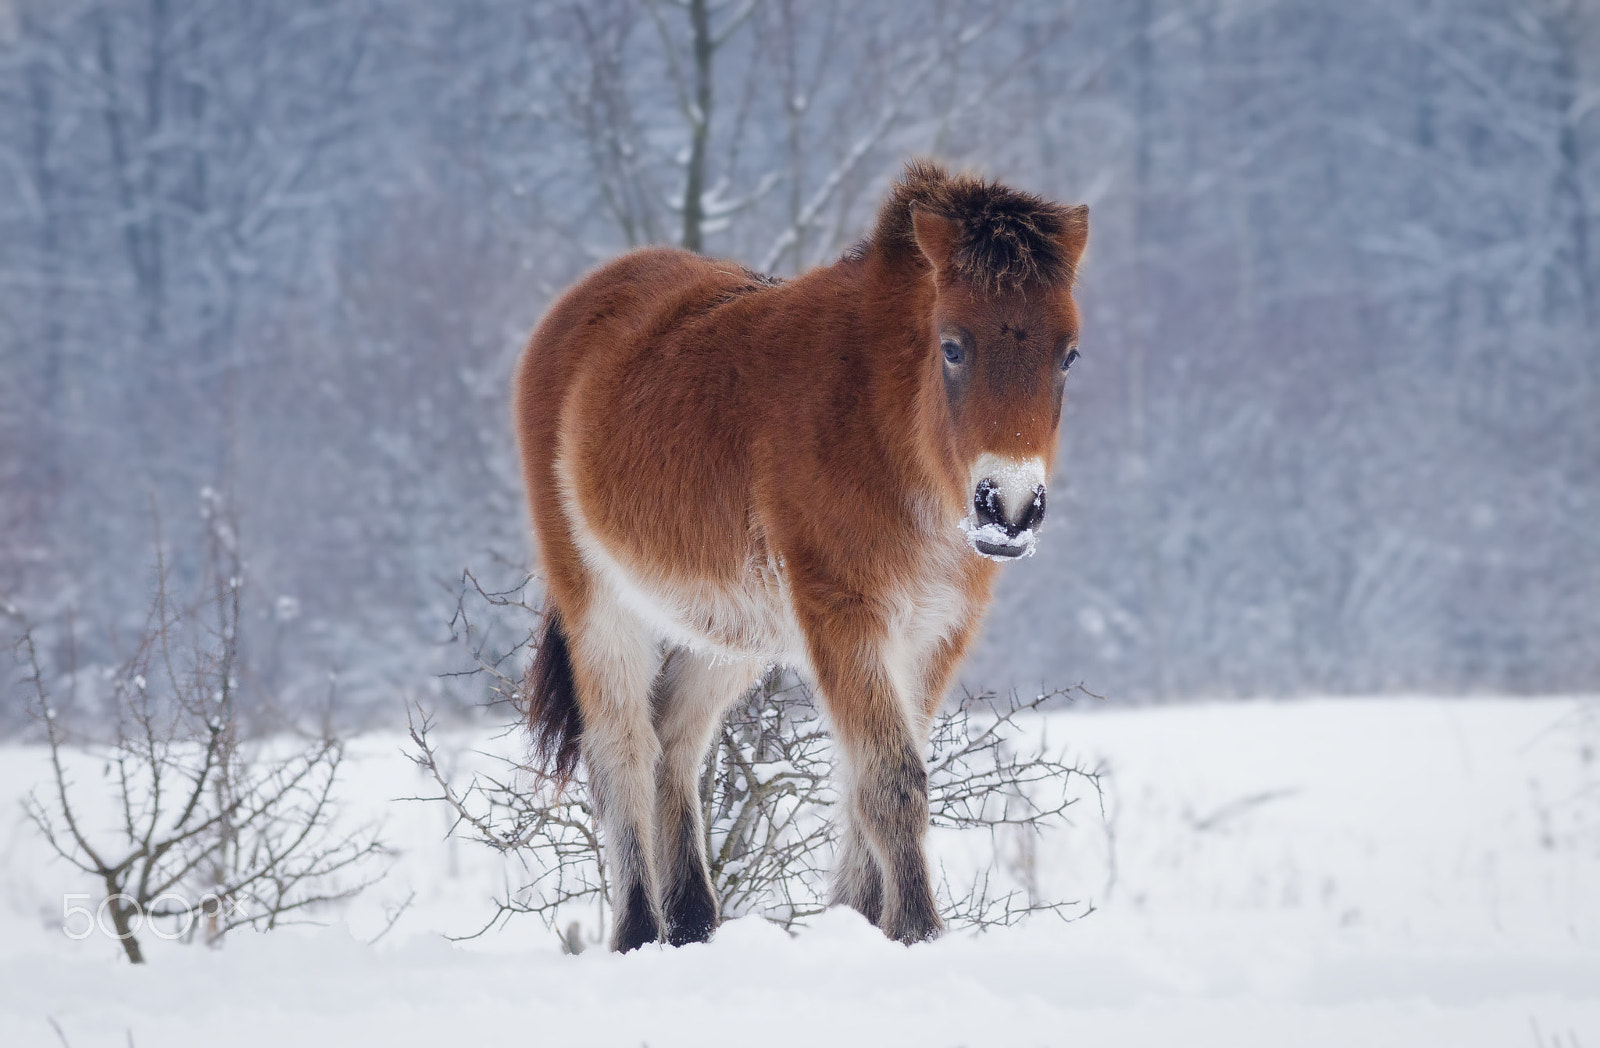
[801,603,942,945]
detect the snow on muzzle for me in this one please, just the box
[959,454,1047,560]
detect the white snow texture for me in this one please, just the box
[1,696,1597,1046]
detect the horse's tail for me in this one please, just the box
[525,607,583,788]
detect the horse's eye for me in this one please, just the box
[941,338,964,365]
[1061,347,1080,372]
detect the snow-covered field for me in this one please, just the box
[2,696,1597,1047]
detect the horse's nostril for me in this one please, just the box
[972,480,1046,539]
[1015,485,1046,535]
[973,479,1005,528]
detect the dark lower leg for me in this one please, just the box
[603,822,665,952]
[658,797,718,946]
[585,739,665,951]
[650,652,763,946]
[563,596,667,953]
[851,739,941,944]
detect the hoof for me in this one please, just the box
[665,877,718,947]
[612,881,664,952]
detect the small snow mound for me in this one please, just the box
[805,905,892,946]
[710,914,795,950]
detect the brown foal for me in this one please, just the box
[513,160,1088,950]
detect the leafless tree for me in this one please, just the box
[7,500,388,964]
[533,0,1051,271]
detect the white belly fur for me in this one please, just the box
[555,449,972,706]
[555,450,808,669]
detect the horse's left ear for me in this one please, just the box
[1056,204,1090,271]
[911,205,958,279]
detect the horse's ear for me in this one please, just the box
[911,205,958,278]
[1056,204,1090,271]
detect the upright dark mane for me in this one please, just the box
[862,159,1087,292]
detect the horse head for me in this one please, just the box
[901,167,1089,560]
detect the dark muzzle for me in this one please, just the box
[969,479,1046,559]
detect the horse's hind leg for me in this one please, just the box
[651,650,766,945]
[565,589,668,952]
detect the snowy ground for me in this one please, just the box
[2,696,1597,1047]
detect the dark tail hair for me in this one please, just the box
[525,607,583,787]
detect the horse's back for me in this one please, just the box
[515,247,781,648]
[516,247,718,422]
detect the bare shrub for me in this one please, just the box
[6,501,387,963]
[409,569,1104,949]
[928,687,1106,928]
[407,708,608,949]
[700,670,836,930]
[407,570,605,945]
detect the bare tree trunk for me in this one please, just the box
[102,878,145,964]
[680,0,713,252]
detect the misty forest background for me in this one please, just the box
[1,0,1597,733]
